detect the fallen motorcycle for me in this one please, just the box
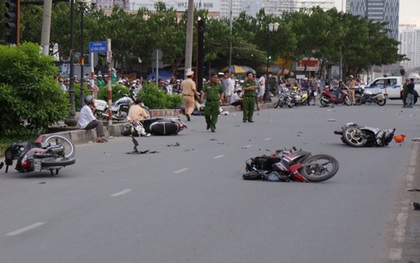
[334,123,395,147]
[2,135,76,176]
[243,147,339,182]
[121,118,187,137]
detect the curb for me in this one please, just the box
[41,101,277,145]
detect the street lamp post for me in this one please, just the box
[65,0,77,126]
[78,0,85,109]
[265,22,279,102]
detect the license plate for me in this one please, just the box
[34,161,42,172]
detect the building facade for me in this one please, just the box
[346,0,400,40]
[399,26,420,72]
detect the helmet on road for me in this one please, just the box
[84,95,94,104]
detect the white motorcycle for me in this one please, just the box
[95,93,150,121]
[355,86,387,106]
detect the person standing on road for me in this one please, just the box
[402,78,410,108]
[226,73,235,106]
[406,78,415,108]
[78,95,107,143]
[200,73,224,132]
[181,71,199,121]
[347,75,356,105]
[221,73,229,104]
[242,72,259,123]
[258,73,266,104]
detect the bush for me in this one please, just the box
[0,43,70,136]
[97,84,131,101]
[138,82,183,109]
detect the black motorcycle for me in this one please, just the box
[334,123,395,147]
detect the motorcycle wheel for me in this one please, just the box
[274,100,281,109]
[44,135,76,158]
[376,99,386,106]
[300,154,339,182]
[319,95,329,107]
[288,99,295,108]
[355,95,363,106]
[144,107,152,119]
[342,126,367,147]
[344,97,352,106]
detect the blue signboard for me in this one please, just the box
[89,41,107,53]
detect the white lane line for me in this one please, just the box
[213,155,224,159]
[6,222,45,236]
[110,189,133,197]
[264,137,272,141]
[174,168,189,174]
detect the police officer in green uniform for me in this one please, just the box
[201,72,224,132]
[242,71,259,122]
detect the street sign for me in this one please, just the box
[152,49,163,60]
[151,61,163,69]
[89,41,107,53]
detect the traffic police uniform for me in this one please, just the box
[202,81,224,132]
[242,80,257,122]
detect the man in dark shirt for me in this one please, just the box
[406,78,415,108]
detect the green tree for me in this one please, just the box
[0,42,70,135]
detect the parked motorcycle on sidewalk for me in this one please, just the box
[319,85,351,107]
[1,135,76,176]
[243,147,339,182]
[355,86,387,106]
[95,93,151,121]
[334,123,395,147]
[274,87,295,108]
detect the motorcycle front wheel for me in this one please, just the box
[319,95,329,107]
[44,135,76,158]
[344,97,352,106]
[376,99,386,106]
[300,154,339,182]
[342,126,367,147]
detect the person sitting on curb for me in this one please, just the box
[230,89,243,110]
[78,95,107,143]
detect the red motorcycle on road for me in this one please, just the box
[319,85,351,107]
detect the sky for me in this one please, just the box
[334,0,420,26]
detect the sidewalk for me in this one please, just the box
[44,101,276,145]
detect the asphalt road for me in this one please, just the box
[0,100,419,263]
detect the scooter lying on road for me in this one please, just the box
[121,118,187,137]
[1,135,76,176]
[334,123,395,147]
[243,147,339,182]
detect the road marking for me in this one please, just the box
[388,143,419,261]
[213,155,224,159]
[174,168,189,174]
[264,137,272,141]
[6,222,45,236]
[242,145,251,149]
[389,248,402,260]
[110,189,133,197]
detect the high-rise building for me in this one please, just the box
[399,26,420,71]
[242,0,334,18]
[346,0,400,40]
